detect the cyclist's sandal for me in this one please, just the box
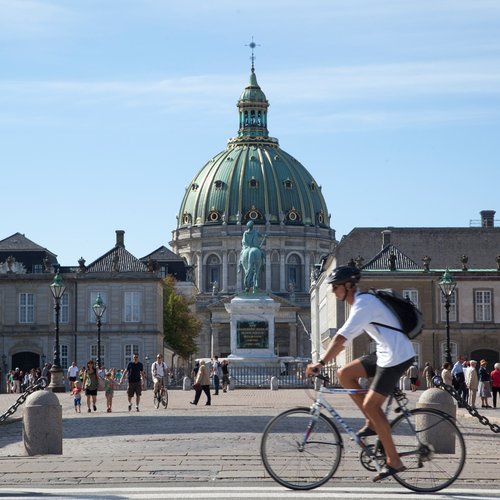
[373,465,407,482]
[356,425,377,438]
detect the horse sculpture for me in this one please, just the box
[240,246,263,293]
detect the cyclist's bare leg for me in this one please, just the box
[337,359,373,428]
[363,390,404,470]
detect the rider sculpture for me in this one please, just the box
[239,220,265,293]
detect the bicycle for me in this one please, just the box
[153,376,168,409]
[260,374,465,492]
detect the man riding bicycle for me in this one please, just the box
[306,265,415,482]
[151,354,169,399]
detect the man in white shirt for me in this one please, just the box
[306,266,415,482]
[67,361,79,385]
[151,354,169,398]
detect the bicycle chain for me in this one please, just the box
[0,378,47,424]
[432,375,500,434]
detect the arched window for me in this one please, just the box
[205,254,221,293]
[286,254,303,292]
[440,341,458,366]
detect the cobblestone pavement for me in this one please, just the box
[0,388,499,488]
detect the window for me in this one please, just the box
[91,344,106,366]
[19,293,35,323]
[440,341,458,365]
[475,290,492,322]
[124,291,141,322]
[403,289,419,308]
[124,344,139,366]
[33,264,43,274]
[411,341,421,367]
[440,290,457,322]
[89,292,108,323]
[60,344,69,370]
[53,293,69,324]
[159,265,168,278]
[286,254,302,292]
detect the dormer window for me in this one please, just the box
[182,213,192,225]
[191,183,199,191]
[245,207,263,221]
[214,180,224,190]
[287,208,301,222]
[249,178,259,189]
[310,182,316,191]
[283,179,293,190]
[317,211,325,224]
[208,210,221,222]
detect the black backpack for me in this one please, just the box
[362,289,424,339]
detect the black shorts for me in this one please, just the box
[360,353,415,397]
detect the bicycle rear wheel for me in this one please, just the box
[153,391,160,409]
[260,407,342,490]
[390,408,465,492]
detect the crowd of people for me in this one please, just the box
[406,357,500,409]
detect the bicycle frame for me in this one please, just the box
[307,384,406,473]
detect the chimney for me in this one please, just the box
[115,230,125,248]
[381,230,391,249]
[480,210,495,228]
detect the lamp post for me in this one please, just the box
[438,269,456,365]
[92,294,106,370]
[49,272,66,392]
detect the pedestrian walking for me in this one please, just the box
[190,360,211,406]
[104,370,118,412]
[82,360,99,413]
[422,362,435,389]
[451,356,467,406]
[478,359,492,408]
[441,362,453,386]
[67,361,79,386]
[120,353,145,412]
[212,355,222,395]
[221,360,230,392]
[465,360,479,409]
[406,363,418,392]
[71,380,82,413]
[491,362,500,408]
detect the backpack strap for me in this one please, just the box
[370,321,404,333]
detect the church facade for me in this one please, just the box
[169,63,336,359]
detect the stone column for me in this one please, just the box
[289,322,297,357]
[196,252,203,292]
[265,252,271,292]
[222,252,228,293]
[211,323,219,358]
[280,253,286,292]
[304,253,311,291]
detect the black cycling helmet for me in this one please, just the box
[325,265,361,285]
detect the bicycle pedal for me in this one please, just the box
[394,407,402,413]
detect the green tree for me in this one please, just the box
[163,275,200,359]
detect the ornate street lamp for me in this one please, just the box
[49,271,66,392]
[438,269,456,365]
[92,293,106,369]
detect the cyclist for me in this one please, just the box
[306,265,416,482]
[151,354,169,401]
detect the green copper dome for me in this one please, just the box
[177,68,331,229]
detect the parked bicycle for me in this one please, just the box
[153,376,168,409]
[260,374,465,492]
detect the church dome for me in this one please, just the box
[177,68,331,229]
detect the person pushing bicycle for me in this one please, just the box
[306,265,416,482]
[151,353,169,399]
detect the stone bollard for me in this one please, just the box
[183,377,192,391]
[399,375,410,391]
[270,376,279,390]
[416,388,456,453]
[23,390,62,456]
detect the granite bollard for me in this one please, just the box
[23,390,62,456]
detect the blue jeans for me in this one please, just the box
[213,375,220,394]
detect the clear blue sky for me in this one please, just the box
[1,0,499,265]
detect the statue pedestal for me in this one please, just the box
[225,293,280,361]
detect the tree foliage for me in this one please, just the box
[163,275,200,359]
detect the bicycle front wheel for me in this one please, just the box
[161,389,168,409]
[260,407,342,490]
[391,408,466,492]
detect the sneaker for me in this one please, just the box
[88,408,91,413]
[136,406,140,412]
[128,404,132,411]
[93,405,97,412]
